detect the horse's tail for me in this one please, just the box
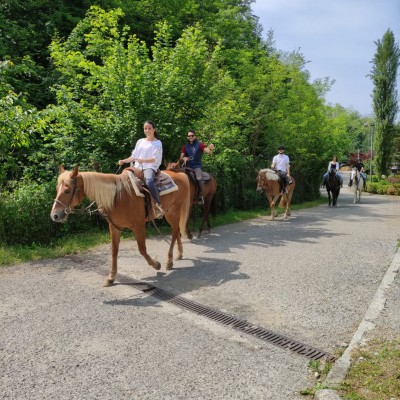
[179,175,191,239]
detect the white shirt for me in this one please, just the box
[131,138,162,171]
[272,153,290,172]
[327,161,339,172]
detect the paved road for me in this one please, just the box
[1,186,399,399]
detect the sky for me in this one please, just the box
[251,0,400,117]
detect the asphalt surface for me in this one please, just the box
[1,180,399,400]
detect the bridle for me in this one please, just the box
[53,177,97,215]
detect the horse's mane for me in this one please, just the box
[59,170,133,210]
[259,168,279,181]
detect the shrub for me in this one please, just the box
[0,180,106,245]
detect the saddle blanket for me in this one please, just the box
[127,171,178,198]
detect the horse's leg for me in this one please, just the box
[134,224,161,271]
[104,224,121,287]
[265,193,275,220]
[185,205,194,240]
[270,193,280,220]
[175,223,184,261]
[166,221,180,270]
[197,202,210,238]
[327,190,331,206]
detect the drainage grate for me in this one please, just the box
[119,276,336,363]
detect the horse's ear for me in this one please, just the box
[71,165,79,178]
[58,165,65,174]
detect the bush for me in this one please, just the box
[0,180,107,245]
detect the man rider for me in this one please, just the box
[349,158,367,190]
[271,145,292,195]
[180,130,214,204]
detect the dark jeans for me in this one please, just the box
[277,170,287,191]
[143,168,160,204]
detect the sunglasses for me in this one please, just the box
[187,135,195,138]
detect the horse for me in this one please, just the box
[50,166,191,286]
[165,160,217,238]
[326,169,341,207]
[350,168,364,203]
[256,168,295,221]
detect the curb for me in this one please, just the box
[315,249,400,400]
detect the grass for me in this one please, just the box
[339,339,400,400]
[0,197,326,267]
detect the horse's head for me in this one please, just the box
[257,169,278,192]
[165,159,182,171]
[256,170,266,192]
[50,165,84,222]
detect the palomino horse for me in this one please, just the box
[256,168,295,220]
[350,168,364,203]
[50,166,191,286]
[326,169,341,207]
[165,160,217,238]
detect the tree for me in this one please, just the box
[370,29,400,178]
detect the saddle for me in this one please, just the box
[182,167,212,184]
[125,167,178,219]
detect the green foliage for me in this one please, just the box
[0,2,375,244]
[370,29,400,178]
[0,179,107,246]
[366,176,400,195]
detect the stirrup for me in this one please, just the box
[154,203,164,219]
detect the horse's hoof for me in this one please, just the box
[103,279,114,287]
[166,262,173,270]
[152,261,161,270]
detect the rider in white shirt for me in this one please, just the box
[271,145,292,194]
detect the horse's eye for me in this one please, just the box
[64,189,71,194]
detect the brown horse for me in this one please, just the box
[256,168,295,220]
[50,166,191,286]
[165,160,217,238]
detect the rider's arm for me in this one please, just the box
[118,156,135,165]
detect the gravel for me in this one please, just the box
[1,185,399,399]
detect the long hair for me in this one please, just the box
[144,120,160,140]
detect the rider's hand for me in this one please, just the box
[118,160,124,166]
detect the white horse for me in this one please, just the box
[350,169,364,203]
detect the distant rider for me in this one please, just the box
[271,145,292,195]
[322,155,343,188]
[349,158,367,190]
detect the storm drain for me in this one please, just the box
[119,276,336,363]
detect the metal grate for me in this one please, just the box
[119,276,336,363]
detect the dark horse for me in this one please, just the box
[51,166,191,286]
[165,160,217,238]
[326,169,341,206]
